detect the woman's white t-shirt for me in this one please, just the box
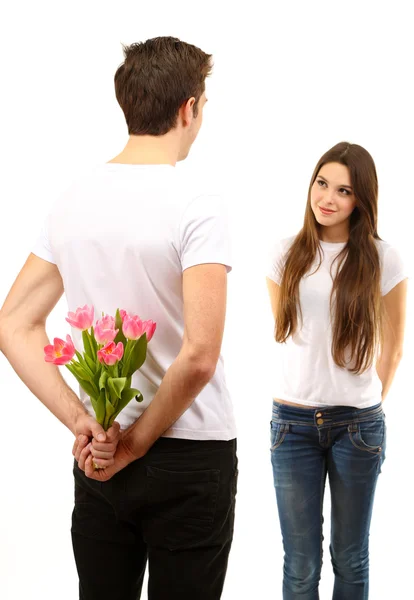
[267,237,407,409]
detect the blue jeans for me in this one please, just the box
[270,401,386,600]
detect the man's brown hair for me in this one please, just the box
[114,36,212,136]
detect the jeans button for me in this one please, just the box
[317,418,324,425]
[316,412,322,417]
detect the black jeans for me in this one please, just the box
[71,437,238,600]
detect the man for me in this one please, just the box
[0,36,237,600]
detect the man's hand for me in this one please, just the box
[73,414,121,469]
[82,435,140,482]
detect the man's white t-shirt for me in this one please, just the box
[32,163,236,440]
[267,236,407,409]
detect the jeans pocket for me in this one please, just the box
[348,418,385,455]
[270,421,289,451]
[144,466,220,550]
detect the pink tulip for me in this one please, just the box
[94,315,118,345]
[66,305,94,331]
[97,341,124,366]
[119,309,128,322]
[122,314,156,342]
[120,309,142,323]
[142,320,156,342]
[119,309,143,323]
[44,335,76,365]
[122,315,145,340]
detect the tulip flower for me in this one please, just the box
[45,307,153,434]
[44,335,76,365]
[119,309,128,322]
[97,341,124,366]
[66,305,94,331]
[122,313,156,342]
[142,320,156,342]
[122,315,145,340]
[94,315,118,345]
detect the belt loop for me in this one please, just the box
[349,422,358,432]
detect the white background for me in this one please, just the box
[1,1,413,598]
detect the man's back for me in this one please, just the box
[1,37,238,600]
[33,163,236,437]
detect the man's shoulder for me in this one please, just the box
[173,165,224,215]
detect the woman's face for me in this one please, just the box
[310,162,357,231]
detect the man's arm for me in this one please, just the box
[0,254,108,442]
[84,262,228,479]
[376,279,408,401]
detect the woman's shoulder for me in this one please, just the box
[375,238,393,252]
[267,235,298,284]
[271,234,297,255]
[375,238,407,294]
[374,238,404,262]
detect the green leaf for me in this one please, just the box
[103,390,117,430]
[114,387,143,416]
[107,377,127,406]
[85,353,97,373]
[89,327,98,354]
[121,387,141,404]
[89,395,102,424]
[93,365,102,391]
[82,330,95,360]
[122,335,147,378]
[77,379,98,398]
[68,360,90,382]
[122,339,133,366]
[74,351,94,379]
[66,362,100,402]
[114,308,128,348]
[73,363,88,380]
[65,363,79,379]
[99,370,109,390]
[105,391,117,413]
[104,386,144,429]
[94,388,106,426]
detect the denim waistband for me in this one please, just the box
[272,400,383,428]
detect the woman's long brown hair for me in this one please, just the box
[275,142,383,374]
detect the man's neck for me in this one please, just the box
[108,134,180,166]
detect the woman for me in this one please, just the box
[266,142,407,600]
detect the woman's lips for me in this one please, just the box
[319,206,336,216]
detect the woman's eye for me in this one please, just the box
[340,188,351,195]
[317,179,326,187]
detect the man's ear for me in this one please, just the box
[180,97,196,127]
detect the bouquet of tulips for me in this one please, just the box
[44,305,156,431]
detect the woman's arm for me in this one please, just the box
[266,277,280,321]
[377,279,408,401]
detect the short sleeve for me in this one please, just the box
[381,244,407,296]
[31,220,56,264]
[179,195,232,273]
[267,239,287,285]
